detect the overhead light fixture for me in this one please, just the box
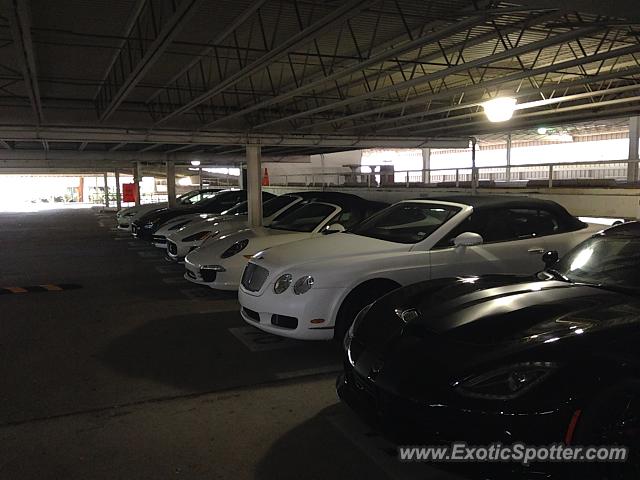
[191,160,201,166]
[483,97,517,123]
[537,127,548,135]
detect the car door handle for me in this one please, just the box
[528,248,545,254]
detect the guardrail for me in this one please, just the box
[268,158,640,189]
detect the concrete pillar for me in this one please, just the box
[133,162,141,206]
[103,173,110,208]
[199,167,203,190]
[421,148,431,184]
[471,138,478,195]
[78,176,84,202]
[628,116,640,182]
[114,169,122,210]
[506,133,512,183]
[246,145,263,227]
[166,160,177,208]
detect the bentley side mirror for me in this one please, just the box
[323,223,346,235]
[542,250,559,267]
[453,232,483,247]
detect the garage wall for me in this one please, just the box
[264,185,640,220]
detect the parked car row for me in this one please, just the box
[117,189,638,477]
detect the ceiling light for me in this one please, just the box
[483,97,517,123]
[191,160,201,166]
[537,127,548,135]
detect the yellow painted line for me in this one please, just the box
[5,287,28,293]
[41,284,64,291]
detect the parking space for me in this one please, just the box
[1,208,461,479]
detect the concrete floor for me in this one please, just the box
[0,207,460,480]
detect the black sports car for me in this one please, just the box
[131,189,274,240]
[339,221,640,477]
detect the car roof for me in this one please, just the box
[413,195,566,211]
[603,221,640,237]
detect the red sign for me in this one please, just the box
[122,183,137,203]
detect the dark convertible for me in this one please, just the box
[339,221,640,478]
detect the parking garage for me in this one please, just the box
[1,1,640,479]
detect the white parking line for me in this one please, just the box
[228,326,306,352]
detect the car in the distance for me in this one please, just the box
[238,196,602,341]
[184,192,388,290]
[339,221,640,479]
[165,192,333,261]
[151,191,276,249]
[115,188,222,231]
[131,189,267,241]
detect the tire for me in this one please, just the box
[334,280,399,341]
[572,379,640,479]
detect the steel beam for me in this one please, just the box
[145,0,269,105]
[331,46,640,133]
[0,126,470,148]
[198,10,503,130]
[4,0,43,124]
[153,0,379,126]
[252,25,604,130]
[94,0,205,122]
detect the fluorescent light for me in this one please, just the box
[191,160,201,166]
[537,127,548,135]
[483,97,517,122]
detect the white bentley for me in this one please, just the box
[163,193,311,260]
[183,192,387,290]
[237,196,603,341]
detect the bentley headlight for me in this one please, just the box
[273,274,292,294]
[182,230,215,242]
[455,362,557,400]
[293,275,314,295]
[220,239,249,258]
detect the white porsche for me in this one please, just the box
[183,192,388,290]
[151,192,276,249]
[237,196,603,341]
[163,193,309,259]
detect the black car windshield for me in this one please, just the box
[263,195,297,217]
[349,202,460,244]
[268,202,336,232]
[222,201,248,215]
[555,235,640,292]
[180,190,219,205]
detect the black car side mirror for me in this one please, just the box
[542,250,559,267]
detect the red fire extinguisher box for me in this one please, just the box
[122,183,137,203]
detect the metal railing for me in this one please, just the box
[268,158,639,189]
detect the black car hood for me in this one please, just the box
[352,276,640,398]
[369,276,639,346]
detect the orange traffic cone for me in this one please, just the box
[262,167,270,186]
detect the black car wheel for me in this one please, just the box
[573,379,640,479]
[334,279,399,341]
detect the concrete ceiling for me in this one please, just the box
[0,0,639,165]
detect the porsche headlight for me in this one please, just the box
[169,221,191,231]
[182,230,215,242]
[273,274,292,294]
[455,362,557,400]
[293,275,314,295]
[220,239,249,258]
